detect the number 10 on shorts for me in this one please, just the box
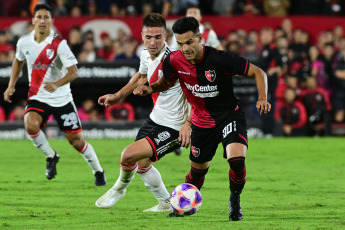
[223,121,236,138]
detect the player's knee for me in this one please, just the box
[69,137,84,150]
[121,147,137,164]
[24,119,40,134]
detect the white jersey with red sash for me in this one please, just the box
[139,44,190,131]
[15,30,78,107]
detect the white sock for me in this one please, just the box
[79,142,103,173]
[112,162,138,191]
[27,130,55,158]
[137,165,170,203]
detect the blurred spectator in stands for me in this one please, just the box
[322,0,345,15]
[247,29,259,45]
[8,103,26,122]
[78,39,99,62]
[289,28,310,61]
[226,41,241,56]
[141,2,153,16]
[87,0,98,17]
[301,76,332,136]
[259,26,282,137]
[227,30,240,44]
[83,30,95,42]
[0,30,15,63]
[308,45,319,64]
[67,0,88,15]
[232,0,262,15]
[0,106,5,122]
[243,38,260,63]
[171,6,223,50]
[333,25,344,49]
[116,28,130,42]
[334,37,345,123]
[78,98,102,121]
[109,3,124,17]
[276,36,289,74]
[113,39,124,58]
[291,0,322,14]
[97,32,115,61]
[70,5,82,18]
[68,26,83,58]
[311,42,337,98]
[274,27,287,41]
[115,39,139,61]
[281,18,293,41]
[105,102,135,121]
[263,0,290,16]
[277,87,307,136]
[52,0,68,17]
[0,0,21,16]
[162,0,200,16]
[212,0,235,15]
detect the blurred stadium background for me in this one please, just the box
[1,0,345,139]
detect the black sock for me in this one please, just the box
[228,157,246,194]
[185,167,209,190]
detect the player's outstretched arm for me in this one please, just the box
[3,58,24,103]
[247,63,271,115]
[133,77,176,96]
[98,72,148,108]
[44,65,78,92]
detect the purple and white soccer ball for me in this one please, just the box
[170,183,202,215]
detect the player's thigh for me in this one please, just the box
[24,100,51,131]
[190,124,220,164]
[51,101,82,133]
[221,109,248,159]
[121,138,154,164]
[136,118,181,162]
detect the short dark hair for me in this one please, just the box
[34,4,53,17]
[172,16,199,35]
[142,13,166,29]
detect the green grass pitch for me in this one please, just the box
[0,138,345,229]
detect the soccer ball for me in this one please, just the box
[170,183,202,215]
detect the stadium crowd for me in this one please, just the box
[1,1,345,137]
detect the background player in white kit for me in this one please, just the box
[3,4,106,186]
[171,6,223,50]
[95,13,191,212]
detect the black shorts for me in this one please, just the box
[136,118,181,162]
[25,100,82,133]
[190,108,248,164]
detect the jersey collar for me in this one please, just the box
[31,30,55,44]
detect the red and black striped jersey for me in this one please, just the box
[163,46,250,128]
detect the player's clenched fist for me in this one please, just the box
[133,85,153,96]
[256,99,271,115]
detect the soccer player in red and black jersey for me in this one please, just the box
[134,16,271,221]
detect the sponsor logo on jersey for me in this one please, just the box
[191,146,200,157]
[184,82,219,98]
[205,70,216,82]
[46,49,55,59]
[25,50,30,55]
[31,62,54,70]
[223,121,237,138]
[178,71,191,75]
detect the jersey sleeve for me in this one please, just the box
[15,38,25,61]
[139,50,148,75]
[57,40,78,68]
[162,52,178,81]
[218,51,250,76]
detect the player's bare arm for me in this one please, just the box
[179,114,192,147]
[4,58,24,103]
[133,77,176,96]
[98,72,148,108]
[246,63,271,115]
[44,65,78,93]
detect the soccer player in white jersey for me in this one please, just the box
[95,13,191,212]
[171,6,223,50]
[3,4,106,186]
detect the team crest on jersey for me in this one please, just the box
[46,49,55,59]
[205,70,216,82]
[191,146,200,157]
